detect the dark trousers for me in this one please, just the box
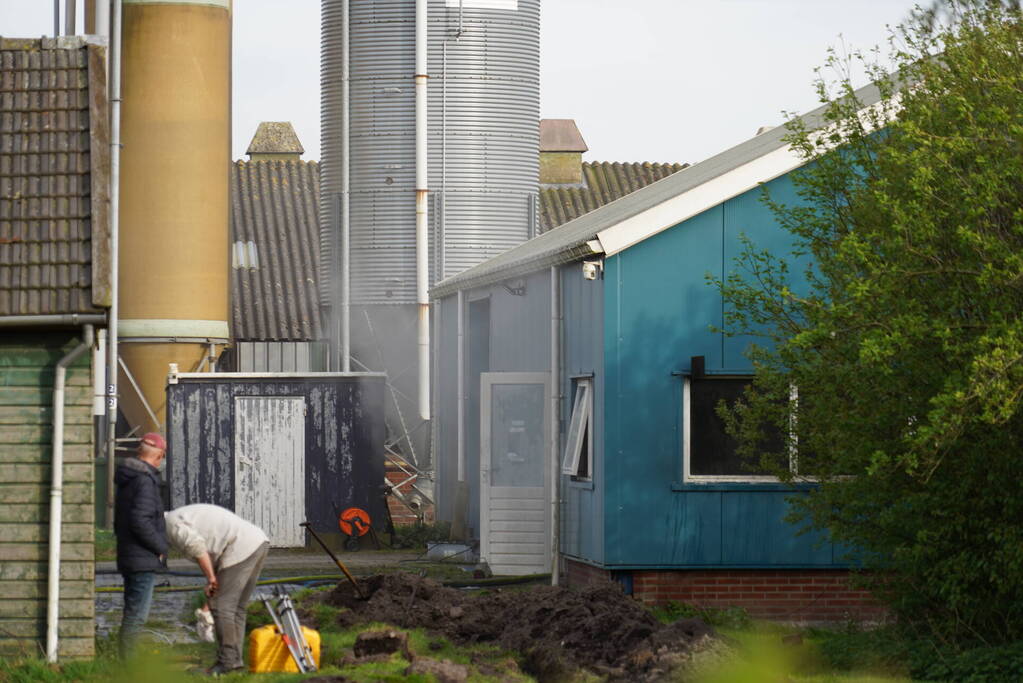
[209,542,270,669]
[120,571,156,658]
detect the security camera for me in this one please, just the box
[582,260,603,280]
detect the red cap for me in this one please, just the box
[141,432,167,452]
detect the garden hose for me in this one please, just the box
[95,572,551,593]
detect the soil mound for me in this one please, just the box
[319,573,718,681]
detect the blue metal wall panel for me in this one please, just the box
[602,178,848,568]
[722,175,805,368]
[560,261,605,564]
[720,492,832,565]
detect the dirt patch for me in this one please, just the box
[315,573,720,681]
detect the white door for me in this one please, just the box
[234,396,306,547]
[480,372,549,575]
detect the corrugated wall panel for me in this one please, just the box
[560,262,605,565]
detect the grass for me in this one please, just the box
[95,529,117,562]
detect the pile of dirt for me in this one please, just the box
[314,573,721,681]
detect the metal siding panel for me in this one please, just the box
[722,175,804,369]
[486,269,550,373]
[434,295,459,522]
[560,261,605,564]
[720,492,832,566]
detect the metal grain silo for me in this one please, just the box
[320,0,539,482]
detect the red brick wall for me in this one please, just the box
[564,558,884,623]
[385,465,435,526]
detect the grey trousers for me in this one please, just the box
[209,541,269,669]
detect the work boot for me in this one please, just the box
[205,662,245,677]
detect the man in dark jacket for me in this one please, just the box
[114,432,169,658]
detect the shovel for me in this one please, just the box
[300,521,368,600]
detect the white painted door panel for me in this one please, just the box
[480,373,549,576]
[234,396,306,547]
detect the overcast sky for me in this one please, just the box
[2,0,919,164]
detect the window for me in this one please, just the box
[562,378,592,479]
[682,360,793,482]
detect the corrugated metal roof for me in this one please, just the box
[431,81,885,299]
[0,37,109,317]
[230,160,322,341]
[540,161,688,232]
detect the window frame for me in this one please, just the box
[561,377,593,481]
[682,374,802,484]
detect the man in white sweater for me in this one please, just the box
[165,504,270,675]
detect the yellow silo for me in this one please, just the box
[118,0,231,433]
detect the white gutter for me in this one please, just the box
[415,0,430,420]
[105,0,122,529]
[0,314,106,327]
[340,0,351,372]
[47,325,95,663]
[549,266,561,585]
[456,290,465,481]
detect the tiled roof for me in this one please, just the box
[539,161,687,232]
[0,37,109,316]
[230,160,322,341]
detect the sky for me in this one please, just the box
[1,0,920,165]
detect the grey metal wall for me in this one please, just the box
[433,268,551,539]
[320,0,540,306]
[559,261,605,564]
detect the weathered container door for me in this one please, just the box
[480,372,549,575]
[234,396,306,547]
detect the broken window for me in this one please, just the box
[562,378,592,480]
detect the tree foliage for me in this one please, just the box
[718,1,1023,645]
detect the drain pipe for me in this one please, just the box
[549,266,562,586]
[105,0,123,529]
[340,0,351,372]
[415,0,430,420]
[47,325,95,663]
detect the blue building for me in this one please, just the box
[430,83,886,621]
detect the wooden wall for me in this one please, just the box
[0,333,95,658]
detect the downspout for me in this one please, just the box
[64,0,76,35]
[47,325,95,663]
[340,0,351,372]
[53,0,60,37]
[105,0,122,529]
[415,0,430,420]
[456,290,465,481]
[549,266,561,585]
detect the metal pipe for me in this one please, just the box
[105,0,122,529]
[456,290,465,481]
[0,314,106,328]
[64,0,77,35]
[340,0,351,372]
[415,0,430,421]
[549,266,561,586]
[47,324,94,663]
[54,0,60,37]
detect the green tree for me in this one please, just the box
[718,1,1023,645]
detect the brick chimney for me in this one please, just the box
[540,119,587,185]
[246,121,304,161]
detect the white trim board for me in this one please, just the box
[595,144,802,257]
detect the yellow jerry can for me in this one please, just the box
[248,623,321,673]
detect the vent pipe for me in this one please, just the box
[415,0,430,420]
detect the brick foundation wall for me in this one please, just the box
[564,558,884,623]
